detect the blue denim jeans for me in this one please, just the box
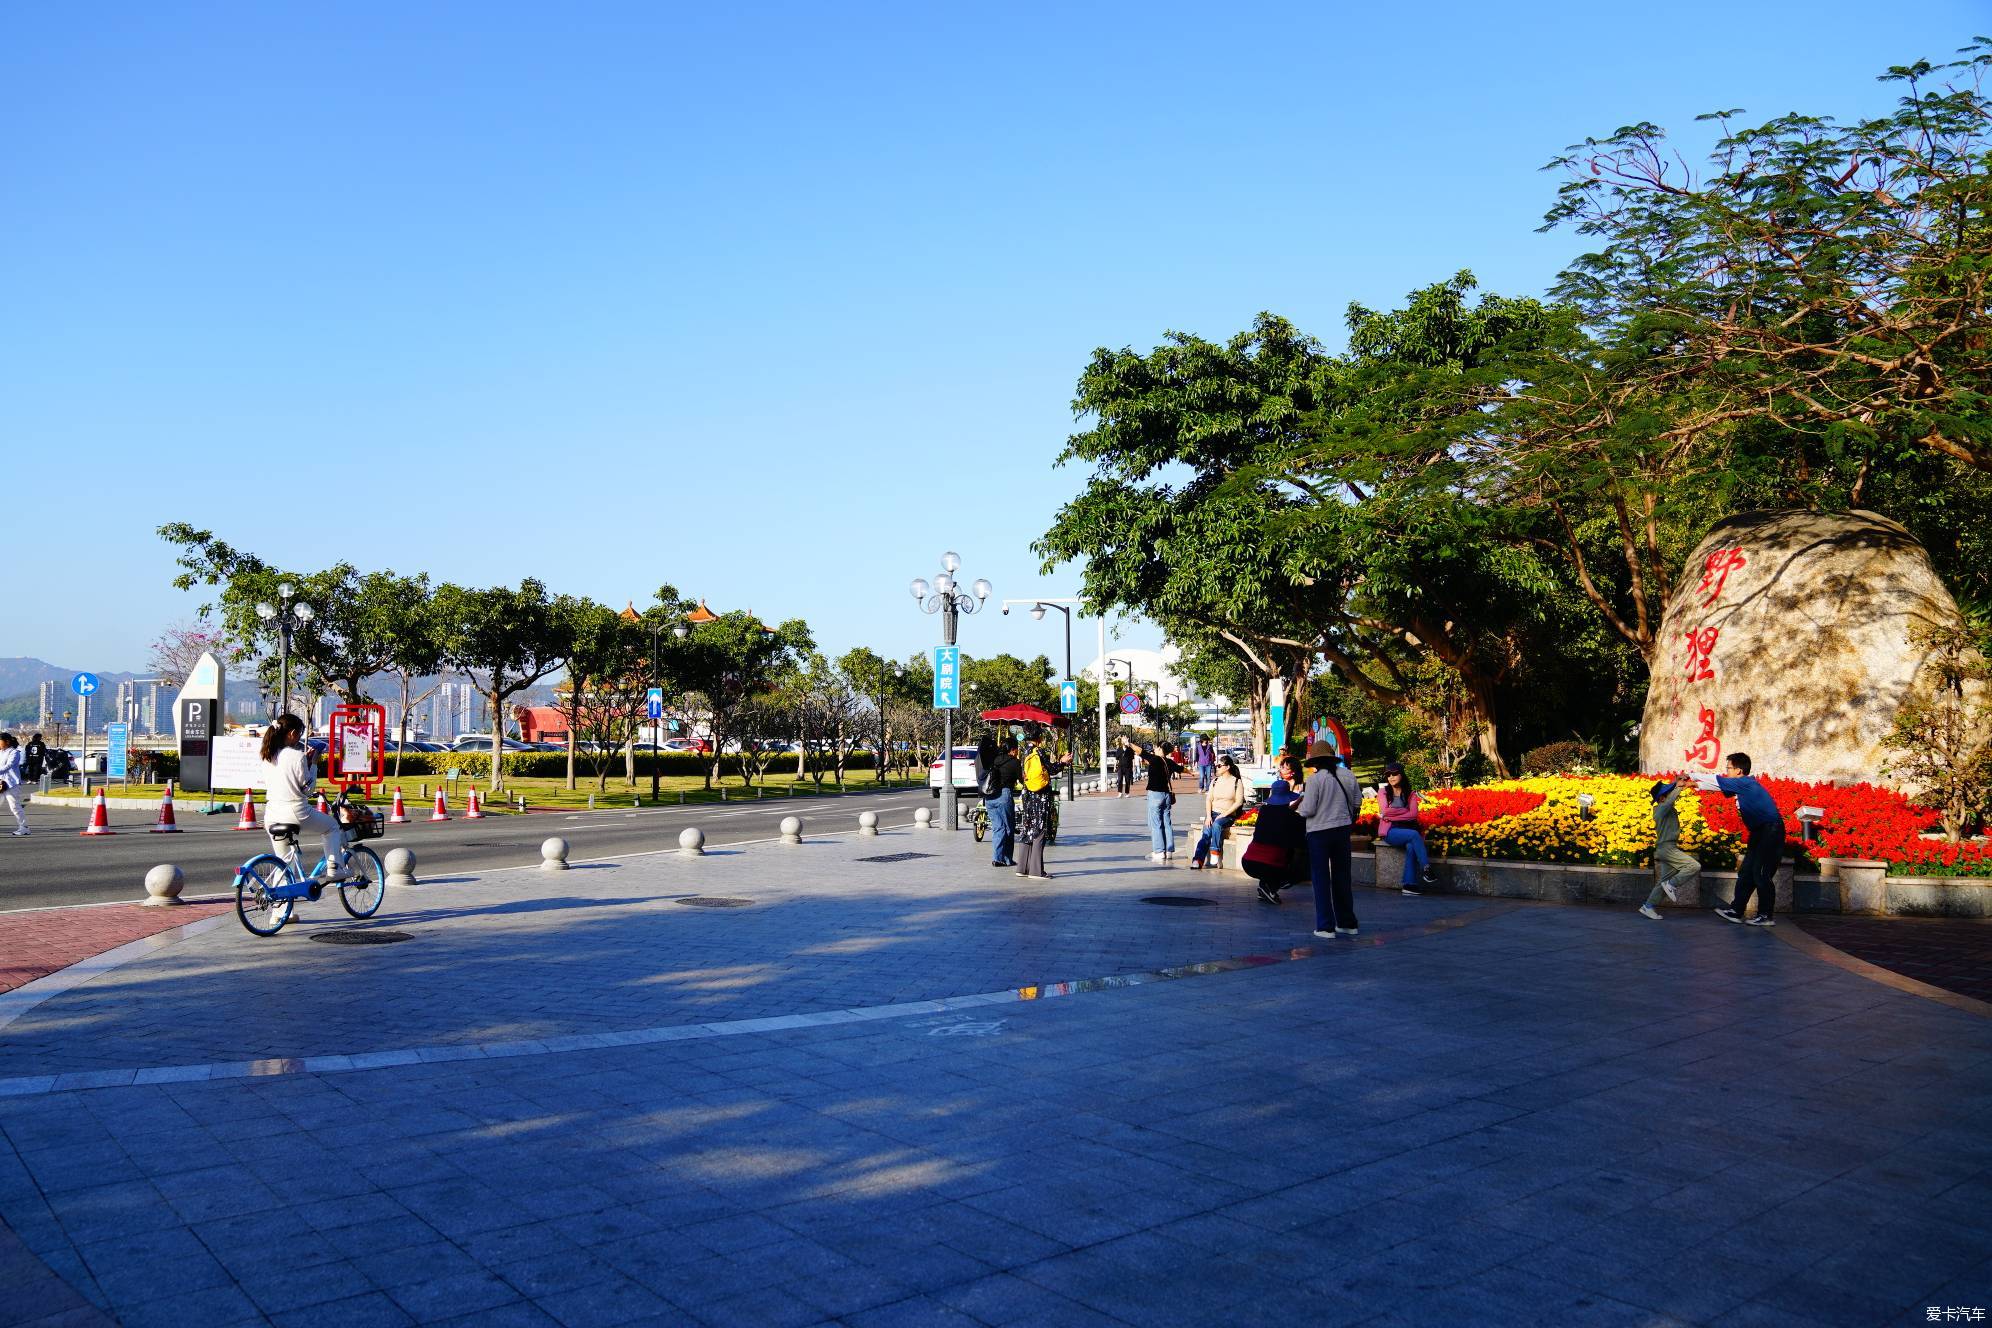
[1196,765,1213,792]
[987,789,1014,864]
[1146,791,1175,853]
[1382,825,1429,883]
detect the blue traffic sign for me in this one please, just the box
[1118,692,1142,715]
[71,672,100,697]
[933,646,961,709]
[1059,679,1079,714]
[646,687,665,720]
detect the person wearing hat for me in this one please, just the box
[1293,740,1363,937]
[1376,762,1437,895]
[1241,756,1309,903]
[1643,778,1700,920]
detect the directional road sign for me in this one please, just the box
[1118,692,1143,715]
[646,687,665,720]
[933,646,961,709]
[72,672,100,697]
[1059,679,1079,714]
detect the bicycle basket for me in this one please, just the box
[337,802,385,841]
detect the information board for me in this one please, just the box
[211,734,270,791]
[933,646,961,709]
[106,723,129,779]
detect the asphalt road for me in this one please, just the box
[0,786,949,912]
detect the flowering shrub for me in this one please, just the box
[1328,774,1989,877]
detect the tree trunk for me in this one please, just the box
[488,686,505,792]
[394,675,410,779]
[1459,669,1509,777]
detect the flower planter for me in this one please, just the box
[1881,875,1992,918]
[1835,860,1889,915]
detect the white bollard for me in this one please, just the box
[914,807,933,830]
[384,847,418,891]
[779,816,803,844]
[541,837,569,871]
[588,794,595,810]
[858,810,879,837]
[678,826,705,857]
[142,864,185,907]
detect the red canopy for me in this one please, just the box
[979,704,1069,728]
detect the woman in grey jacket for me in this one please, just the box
[1294,741,1362,938]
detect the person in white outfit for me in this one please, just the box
[0,733,29,836]
[260,716,350,880]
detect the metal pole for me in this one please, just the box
[79,691,89,796]
[650,623,661,803]
[1096,614,1108,797]
[279,616,291,722]
[877,661,887,785]
[1060,606,1075,804]
[941,598,957,831]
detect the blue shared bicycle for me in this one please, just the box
[233,792,388,936]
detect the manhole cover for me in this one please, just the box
[309,930,416,945]
[857,852,939,863]
[676,897,755,909]
[1140,896,1218,908]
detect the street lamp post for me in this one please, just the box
[652,620,690,801]
[909,551,989,831]
[1000,597,1097,804]
[254,582,315,723]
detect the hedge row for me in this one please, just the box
[378,749,910,780]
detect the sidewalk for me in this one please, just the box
[1,795,1988,1326]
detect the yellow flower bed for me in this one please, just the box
[1394,776,1744,869]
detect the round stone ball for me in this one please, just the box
[780,816,802,839]
[540,837,569,864]
[678,826,706,853]
[383,847,416,878]
[143,863,185,904]
[859,811,879,829]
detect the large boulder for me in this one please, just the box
[1639,509,1972,786]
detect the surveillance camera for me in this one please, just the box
[1001,607,1010,615]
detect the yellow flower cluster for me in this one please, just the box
[1410,776,1743,868]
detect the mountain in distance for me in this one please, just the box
[0,658,143,698]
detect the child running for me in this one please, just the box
[1641,779,1700,920]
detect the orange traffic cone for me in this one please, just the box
[429,789,451,821]
[235,790,260,831]
[464,789,485,819]
[388,787,410,824]
[315,790,331,815]
[80,790,115,836]
[150,782,181,833]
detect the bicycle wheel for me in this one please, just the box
[339,845,387,918]
[972,816,986,843]
[235,856,295,936]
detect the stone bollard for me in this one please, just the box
[678,826,705,857]
[588,793,595,810]
[914,807,933,830]
[779,816,803,845]
[384,847,418,892]
[541,837,569,871]
[858,810,879,837]
[142,864,185,907]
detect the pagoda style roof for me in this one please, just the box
[685,599,719,623]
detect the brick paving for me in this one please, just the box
[1796,915,1992,1004]
[0,797,1987,1327]
[0,903,229,996]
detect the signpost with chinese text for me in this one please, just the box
[933,646,960,709]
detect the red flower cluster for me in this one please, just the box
[1356,787,1546,836]
[1691,777,1954,865]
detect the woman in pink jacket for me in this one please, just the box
[1376,762,1437,895]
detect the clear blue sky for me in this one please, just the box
[4,2,1981,676]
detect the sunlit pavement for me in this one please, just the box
[1,799,1989,1327]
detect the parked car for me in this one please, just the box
[449,735,535,753]
[928,747,984,798]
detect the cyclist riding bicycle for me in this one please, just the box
[261,715,353,882]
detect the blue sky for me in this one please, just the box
[4,2,1983,676]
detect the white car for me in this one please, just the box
[927,747,983,798]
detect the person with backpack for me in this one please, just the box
[1641,778,1699,921]
[1294,741,1362,938]
[22,734,47,785]
[1375,762,1438,895]
[1015,733,1062,880]
[982,736,1022,868]
[1695,752,1783,926]
[1243,757,1309,903]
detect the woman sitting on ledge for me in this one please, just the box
[1377,762,1438,896]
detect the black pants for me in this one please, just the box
[1307,826,1356,932]
[1733,819,1783,919]
[1115,765,1133,795]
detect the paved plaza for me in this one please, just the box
[1,797,1989,1327]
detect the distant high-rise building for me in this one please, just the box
[37,680,56,730]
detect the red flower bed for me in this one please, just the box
[1356,787,1545,836]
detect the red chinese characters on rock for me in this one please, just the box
[1683,626,1720,683]
[1684,706,1721,770]
[1698,547,1746,607]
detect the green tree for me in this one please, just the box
[433,579,576,793]
[1883,622,1992,841]
[675,611,812,788]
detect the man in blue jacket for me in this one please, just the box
[1696,753,1783,927]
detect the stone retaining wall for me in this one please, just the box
[1216,834,1990,917]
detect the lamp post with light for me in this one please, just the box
[1000,596,1103,803]
[909,552,990,831]
[255,582,315,723]
[652,619,691,801]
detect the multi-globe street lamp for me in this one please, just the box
[254,582,315,722]
[909,551,989,831]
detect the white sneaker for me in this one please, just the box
[1149,851,1166,863]
[1335,927,1359,937]
[1312,929,1336,940]
[1746,915,1776,927]
[9,830,27,838]
[1661,883,1680,903]
[1639,903,1662,921]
